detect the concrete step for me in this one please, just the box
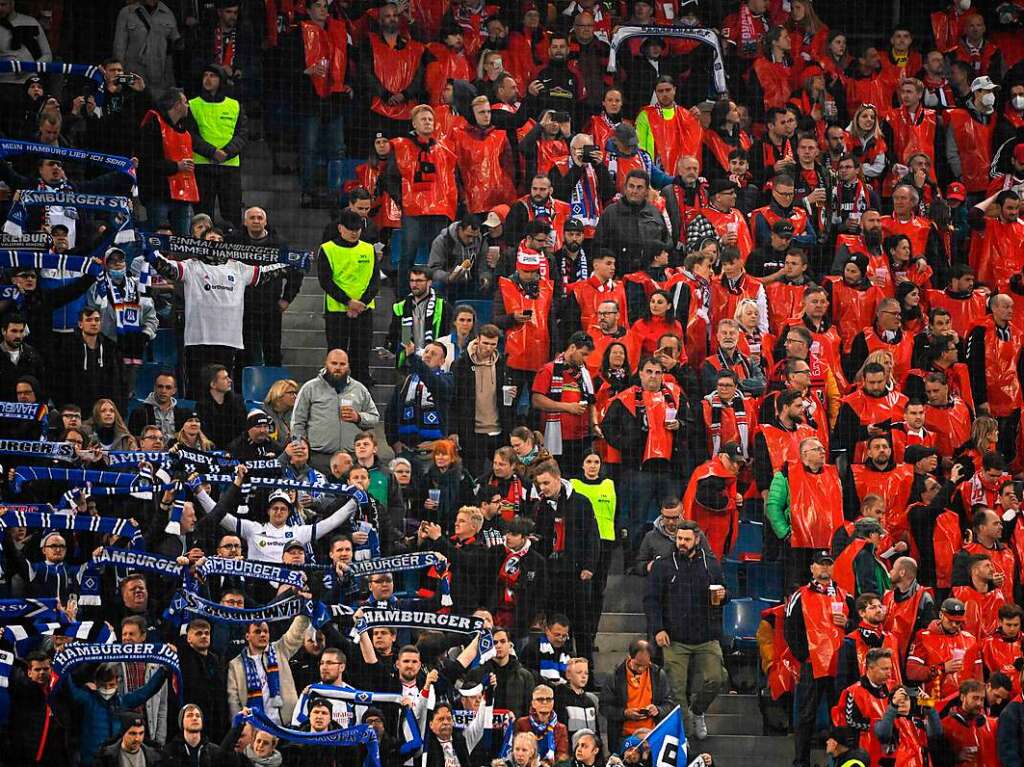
[697,734,798,763]
[602,574,644,613]
[705,693,757,716]
[598,612,643,634]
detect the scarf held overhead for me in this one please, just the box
[52,642,182,701]
[242,709,381,767]
[0,439,75,462]
[0,140,135,177]
[142,232,311,270]
[355,608,485,635]
[78,548,187,606]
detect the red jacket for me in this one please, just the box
[906,620,983,699]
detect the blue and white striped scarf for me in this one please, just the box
[0,250,101,274]
[240,709,381,767]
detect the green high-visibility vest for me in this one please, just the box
[322,239,376,313]
[571,477,617,542]
[189,96,241,167]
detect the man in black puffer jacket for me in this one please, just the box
[592,169,670,276]
[162,704,224,767]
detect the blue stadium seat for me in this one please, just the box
[176,398,196,413]
[463,299,493,324]
[722,558,741,596]
[132,363,164,402]
[747,561,785,601]
[734,520,764,560]
[147,328,177,366]
[242,366,293,406]
[723,597,781,653]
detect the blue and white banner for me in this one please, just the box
[142,232,311,270]
[640,705,688,767]
[52,642,182,701]
[241,710,381,767]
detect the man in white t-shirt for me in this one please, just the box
[151,238,295,397]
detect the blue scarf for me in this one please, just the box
[166,589,332,627]
[142,232,311,270]
[78,548,187,606]
[0,139,135,177]
[1,619,112,657]
[0,439,75,462]
[241,710,381,767]
[528,711,558,762]
[102,450,169,466]
[12,466,143,493]
[355,608,485,635]
[5,190,135,256]
[299,684,422,757]
[103,273,143,334]
[0,650,12,726]
[347,552,454,606]
[0,61,105,88]
[0,598,61,622]
[0,285,24,308]
[0,401,47,423]
[243,641,282,712]
[0,250,102,274]
[196,557,308,589]
[568,159,601,229]
[52,642,182,702]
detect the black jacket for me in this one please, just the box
[161,734,222,767]
[529,482,599,574]
[599,658,675,740]
[230,228,303,310]
[592,198,670,276]
[135,107,190,202]
[195,390,248,449]
[54,330,127,413]
[175,644,230,741]
[128,402,194,436]
[97,740,162,766]
[7,669,75,766]
[643,545,724,644]
[451,349,512,446]
[0,275,98,361]
[0,341,46,400]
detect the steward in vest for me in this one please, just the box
[635,76,704,178]
[968,189,1024,295]
[602,356,689,546]
[952,553,1008,639]
[846,298,916,385]
[981,604,1024,697]
[843,434,917,537]
[137,87,199,233]
[831,647,897,765]
[906,598,983,700]
[682,441,746,559]
[947,76,1000,194]
[454,96,516,216]
[359,1,426,136]
[317,210,378,384]
[493,252,557,389]
[837,594,904,693]
[784,549,854,767]
[832,518,892,598]
[766,435,843,592]
[387,266,451,370]
[832,363,909,466]
[953,507,1018,604]
[188,64,247,227]
[824,726,871,767]
[940,679,1000,767]
[883,557,939,665]
[924,264,988,341]
[965,293,1024,461]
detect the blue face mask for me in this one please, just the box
[108,269,126,281]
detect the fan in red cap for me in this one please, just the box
[946,181,966,203]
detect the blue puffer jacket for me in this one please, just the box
[67,667,167,766]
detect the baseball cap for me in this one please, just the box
[903,444,939,465]
[247,410,272,429]
[1014,143,1024,165]
[708,178,738,196]
[283,539,305,553]
[946,182,966,202]
[970,75,1000,92]
[812,549,835,565]
[516,252,542,272]
[268,489,293,509]
[563,218,585,233]
[719,441,748,463]
[482,210,503,229]
[854,517,885,538]
[940,597,967,620]
[772,219,795,236]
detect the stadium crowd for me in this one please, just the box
[4,0,1024,765]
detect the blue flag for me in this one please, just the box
[644,706,688,767]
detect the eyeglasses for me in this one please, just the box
[44,543,66,549]
[533,696,554,702]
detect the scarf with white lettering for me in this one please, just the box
[0,439,75,462]
[0,140,135,177]
[52,642,181,700]
[542,357,594,455]
[0,597,61,622]
[347,552,453,607]
[568,160,601,230]
[241,709,381,767]
[0,61,104,88]
[0,401,47,423]
[166,588,331,627]
[355,608,485,635]
[0,619,113,658]
[197,556,308,589]
[142,232,311,270]
[301,683,424,756]
[78,548,187,606]
[5,190,135,254]
[103,273,143,334]
[528,711,559,762]
[703,390,749,457]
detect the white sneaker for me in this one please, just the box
[693,714,708,740]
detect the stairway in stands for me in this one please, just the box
[241,143,397,418]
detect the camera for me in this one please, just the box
[115,74,137,87]
[552,111,571,124]
[581,145,599,163]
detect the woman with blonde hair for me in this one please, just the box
[733,297,772,372]
[85,399,137,451]
[172,413,215,451]
[854,349,896,390]
[263,378,299,443]
[493,732,540,767]
[846,104,888,182]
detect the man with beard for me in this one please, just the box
[968,189,1024,297]
[924,263,987,341]
[531,332,595,473]
[454,97,516,218]
[550,218,596,298]
[359,1,426,139]
[941,679,1000,765]
[906,598,983,700]
[837,594,904,692]
[830,160,882,250]
[0,314,45,399]
[831,648,897,765]
[842,434,916,540]
[583,298,640,378]
[526,32,585,120]
[425,20,473,105]
[832,363,908,466]
[749,173,817,251]
[593,170,669,275]
[292,348,380,471]
[505,175,572,261]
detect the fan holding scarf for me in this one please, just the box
[86,247,158,369]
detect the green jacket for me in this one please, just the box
[764,468,792,540]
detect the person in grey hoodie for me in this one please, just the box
[291,348,379,473]
[427,214,491,299]
[633,499,715,576]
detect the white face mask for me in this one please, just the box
[98,687,117,700]
[980,92,996,109]
[958,0,971,9]
[1013,95,1024,111]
